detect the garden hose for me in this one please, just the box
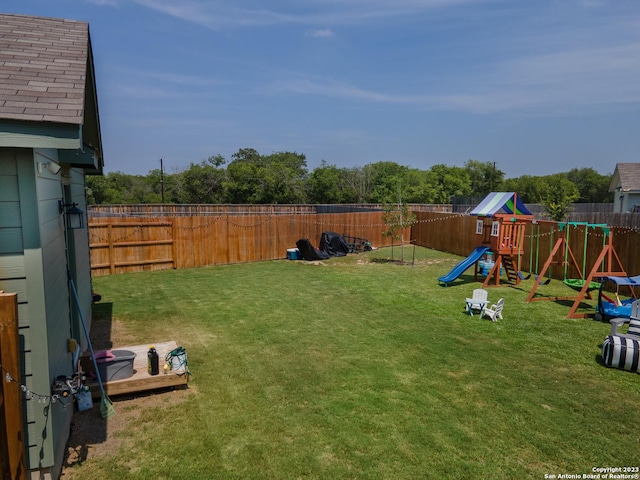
[165,346,191,376]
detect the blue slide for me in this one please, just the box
[438,246,491,286]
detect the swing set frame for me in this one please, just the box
[525,222,627,318]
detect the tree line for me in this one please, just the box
[86,148,613,210]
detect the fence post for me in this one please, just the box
[108,223,115,275]
[0,292,27,480]
[171,222,178,269]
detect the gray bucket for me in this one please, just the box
[96,349,136,381]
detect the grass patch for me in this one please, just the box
[69,247,639,479]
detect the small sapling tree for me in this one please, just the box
[382,198,417,263]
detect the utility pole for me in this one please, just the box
[160,158,165,204]
[492,160,497,192]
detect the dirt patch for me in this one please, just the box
[61,386,193,478]
[61,306,194,478]
[300,260,327,266]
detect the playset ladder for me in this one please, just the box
[482,254,520,287]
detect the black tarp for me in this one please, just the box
[319,231,350,257]
[296,238,331,261]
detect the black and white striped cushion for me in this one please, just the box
[628,318,640,337]
[602,335,640,373]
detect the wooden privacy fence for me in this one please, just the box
[412,212,640,279]
[0,292,27,480]
[89,209,640,277]
[89,212,399,276]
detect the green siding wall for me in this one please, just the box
[0,147,95,475]
[69,168,92,345]
[15,149,55,470]
[33,148,76,473]
[0,159,23,253]
[0,151,29,369]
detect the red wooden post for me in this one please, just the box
[0,292,27,480]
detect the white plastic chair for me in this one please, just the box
[609,299,640,339]
[481,298,504,322]
[465,289,488,316]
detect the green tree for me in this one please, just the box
[427,164,472,203]
[258,151,308,204]
[223,148,263,203]
[402,168,437,203]
[564,167,613,203]
[146,168,187,204]
[222,148,309,204]
[307,161,347,203]
[382,195,417,263]
[464,160,504,197]
[367,162,409,203]
[85,174,111,204]
[180,156,227,204]
[502,175,550,203]
[541,174,579,221]
[341,166,374,204]
[86,172,156,204]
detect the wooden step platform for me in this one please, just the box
[81,341,189,399]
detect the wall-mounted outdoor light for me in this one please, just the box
[58,200,85,230]
[37,161,61,175]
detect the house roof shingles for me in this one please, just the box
[0,13,88,125]
[612,163,640,192]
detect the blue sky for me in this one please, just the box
[7,0,640,178]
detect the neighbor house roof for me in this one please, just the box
[470,192,533,217]
[0,13,103,172]
[609,163,640,192]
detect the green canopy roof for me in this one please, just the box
[470,192,532,217]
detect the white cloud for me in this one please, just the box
[117,85,172,99]
[132,0,298,29]
[131,0,476,29]
[144,71,218,87]
[305,28,336,38]
[106,67,223,101]
[266,76,425,104]
[125,0,640,116]
[85,0,119,6]
[478,43,640,113]
[266,39,640,115]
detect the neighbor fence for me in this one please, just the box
[88,203,452,217]
[412,212,640,281]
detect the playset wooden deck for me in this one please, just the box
[471,192,534,287]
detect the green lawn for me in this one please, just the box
[70,247,639,479]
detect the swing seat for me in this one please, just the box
[517,271,531,281]
[535,275,551,285]
[563,278,601,291]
